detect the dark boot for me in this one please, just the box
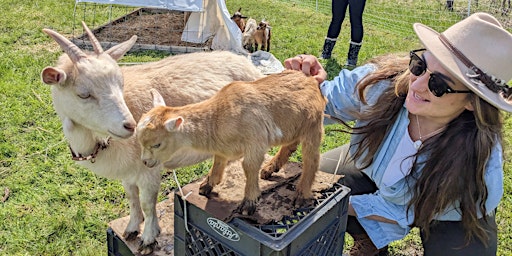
[321,37,337,59]
[446,0,454,11]
[346,41,362,69]
[349,233,389,256]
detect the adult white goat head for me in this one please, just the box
[41,22,137,139]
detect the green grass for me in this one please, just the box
[0,0,511,255]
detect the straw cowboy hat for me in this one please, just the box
[414,12,512,112]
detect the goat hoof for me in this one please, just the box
[123,230,139,241]
[294,195,314,208]
[199,183,213,196]
[260,164,279,180]
[236,199,257,215]
[260,168,273,180]
[138,240,158,255]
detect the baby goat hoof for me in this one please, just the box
[199,183,213,196]
[123,230,139,241]
[138,240,158,255]
[236,199,257,215]
[260,164,279,180]
[294,196,313,209]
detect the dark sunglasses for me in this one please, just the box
[409,49,472,97]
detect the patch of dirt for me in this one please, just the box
[76,8,210,48]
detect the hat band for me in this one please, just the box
[438,33,511,98]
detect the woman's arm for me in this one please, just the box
[348,203,399,224]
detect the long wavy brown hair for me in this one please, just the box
[344,53,502,245]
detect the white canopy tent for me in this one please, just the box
[75,0,245,53]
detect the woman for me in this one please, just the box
[285,12,511,256]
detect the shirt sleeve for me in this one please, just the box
[320,64,393,123]
[350,192,413,249]
[483,142,504,214]
[320,64,375,122]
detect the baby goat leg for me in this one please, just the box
[236,153,264,215]
[294,131,322,207]
[260,142,298,180]
[199,155,228,196]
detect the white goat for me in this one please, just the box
[41,22,263,255]
[242,18,257,52]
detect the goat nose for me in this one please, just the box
[123,120,136,132]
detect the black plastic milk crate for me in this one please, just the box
[107,227,134,256]
[174,183,350,256]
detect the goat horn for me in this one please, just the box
[43,28,87,63]
[81,21,104,54]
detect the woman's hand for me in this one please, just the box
[284,54,328,84]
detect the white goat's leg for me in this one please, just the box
[121,182,143,240]
[137,173,161,255]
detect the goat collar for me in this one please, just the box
[69,138,110,163]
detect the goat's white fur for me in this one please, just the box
[242,18,258,52]
[41,22,263,254]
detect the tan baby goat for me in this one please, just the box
[136,70,327,215]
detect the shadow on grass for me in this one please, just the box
[320,57,343,80]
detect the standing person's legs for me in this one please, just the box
[347,0,366,43]
[421,215,497,256]
[322,0,349,59]
[345,0,366,67]
[327,0,350,39]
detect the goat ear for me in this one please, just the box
[164,117,184,132]
[105,35,137,60]
[150,88,166,107]
[41,67,66,85]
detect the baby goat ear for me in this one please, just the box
[150,88,166,107]
[164,117,184,132]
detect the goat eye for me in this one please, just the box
[151,143,161,149]
[77,93,91,99]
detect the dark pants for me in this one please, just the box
[319,144,498,255]
[326,0,367,43]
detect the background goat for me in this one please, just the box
[230,7,247,32]
[41,22,263,255]
[254,19,272,52]
[136,70,327,215]
[242,18,258,52]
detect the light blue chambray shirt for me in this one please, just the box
[320,64,504,249]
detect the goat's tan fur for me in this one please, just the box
[41,22,263,254]
[137,70,327,215]
[254,20,271,52]
[230,7,247,32]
